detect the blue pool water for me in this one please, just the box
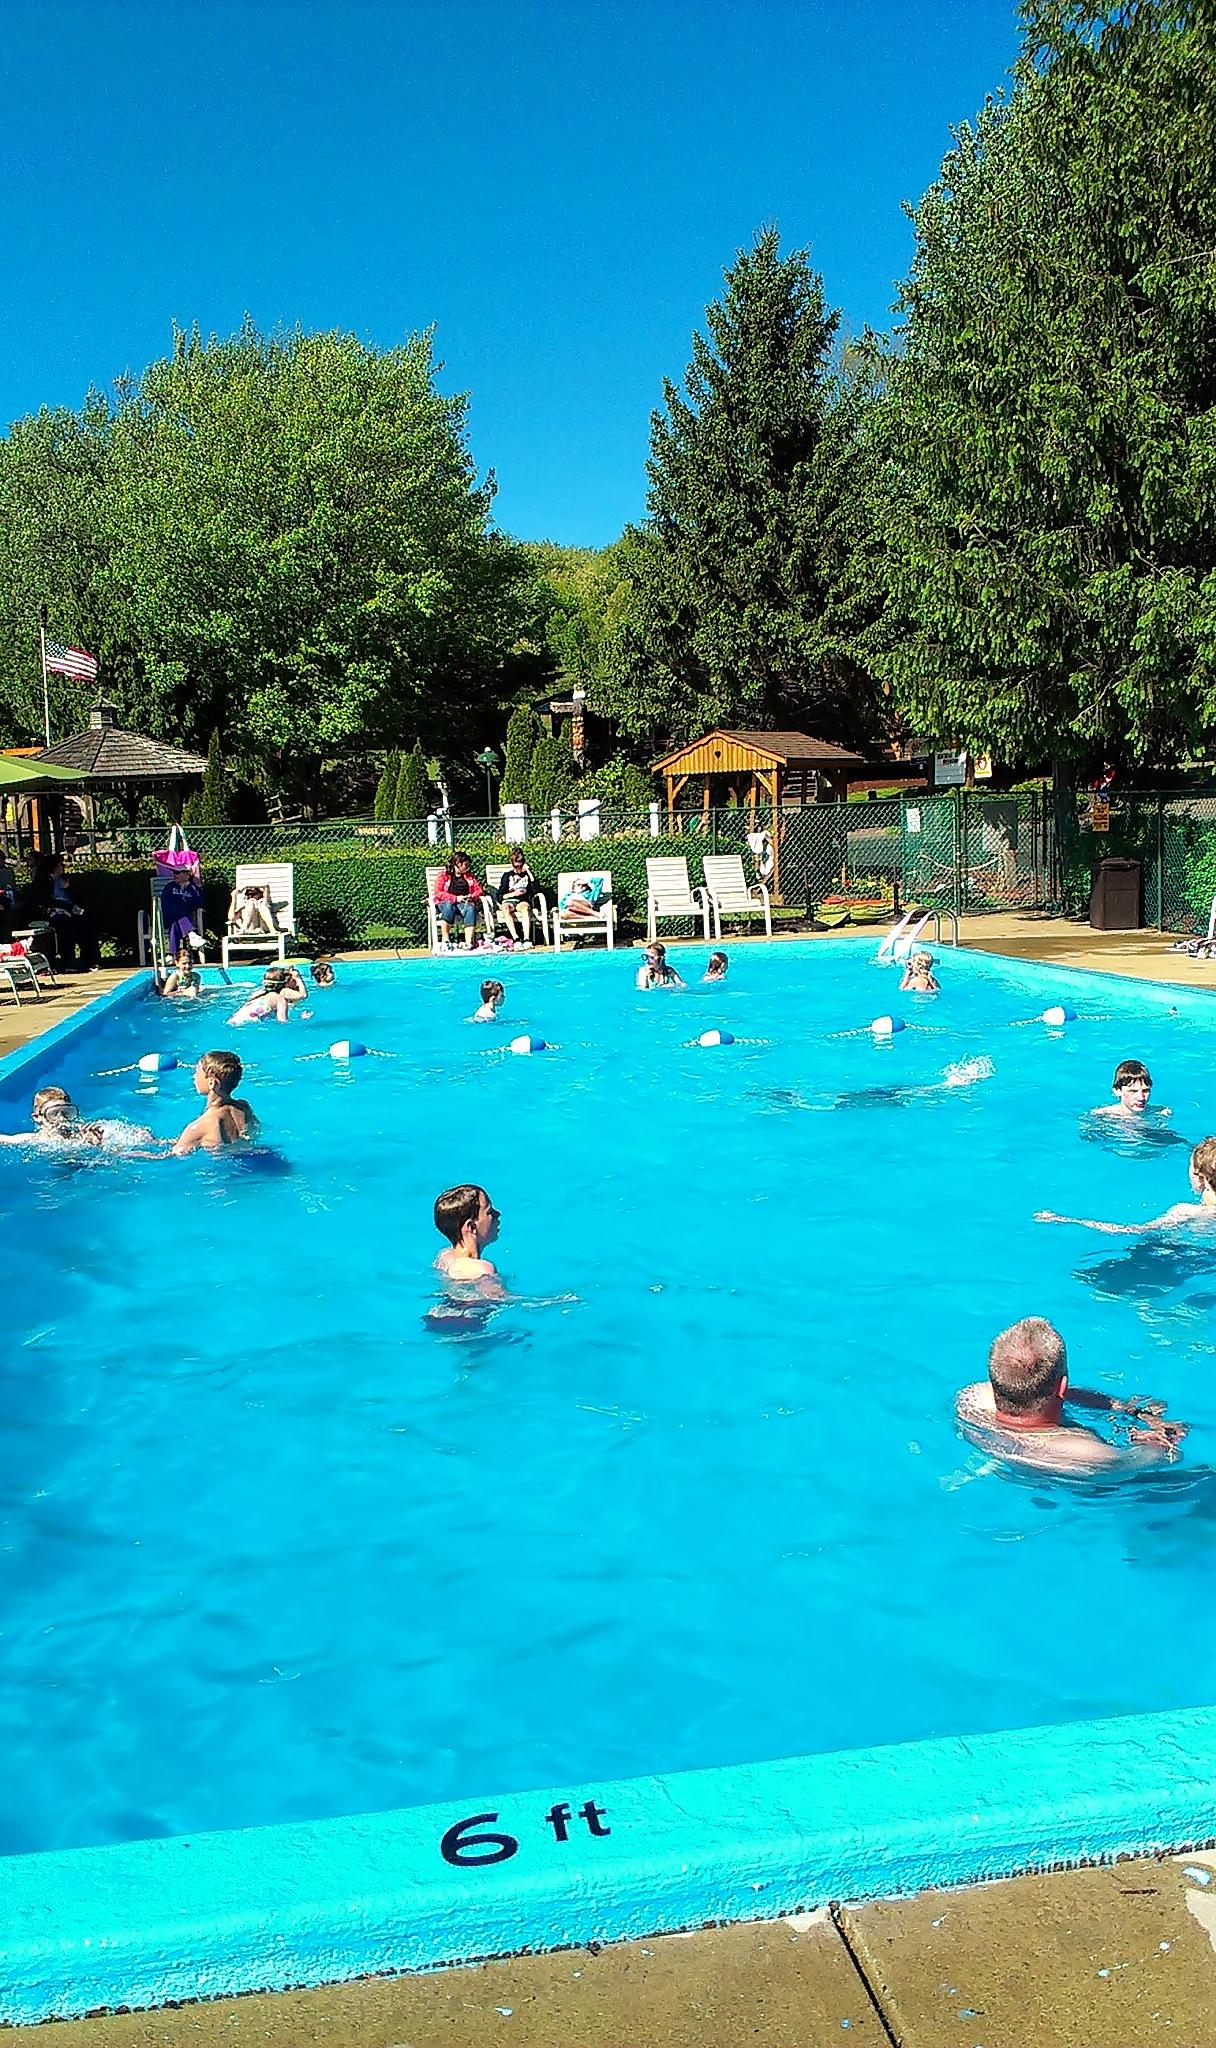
[4,939,1216,1858]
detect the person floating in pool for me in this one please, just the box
[229,964,308,1026]
[172,1051,256,1156]
[1037,1136,1216,1235]
[955,1317,1185,1474]
[473,978,505,1022]
[311,954,336,988]
[635,941,684,991]
[703,950,729,982]
[0,1085,104,1149]
[433,1183,503,1297]
[899,949,939,994]
[1090,1058,1170,1122]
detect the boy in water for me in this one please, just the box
[955,1317,1184,1474]
[0,1085,103,1148]
[172,1051,256,1156]
[311,955,336,988]
[1091,1058,1169,1120]
[704,951,728,982]
[1037,1136,1216,1235]
[473,978,504,1022]
[433,1183,503,1295]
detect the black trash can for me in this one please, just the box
[1090,857,1142,931]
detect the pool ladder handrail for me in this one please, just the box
[925,908,959,947]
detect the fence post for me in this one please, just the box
[952,789,963,922]
[1157,797,1165,930]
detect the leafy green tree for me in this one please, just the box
[579,754,655,810]
[876,0,1216,775]
[600,229,881,754]
[500,704,542,803]
[199,728,228,825]
[395,741,430,821]
[374,751,401,821]
[0,323,534,802]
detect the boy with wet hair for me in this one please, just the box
[1037,1137,1216,1234]
[955,1316,1184,1474]
[473,979,505,1022]
[434,1183,501,1289]
[172,1051,256,1156]
[1092,1058,1169,1119]
[0,1085,103,1148]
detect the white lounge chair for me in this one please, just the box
[646,857,711,942]
[0,941,53,1004]
[553,870,616,949]
[221,863,295,967]
[701,854,772,939]
[484,865,551,948]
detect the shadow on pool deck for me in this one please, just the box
[9,921,1216,2045]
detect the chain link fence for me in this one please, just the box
[50,791,1057,956]
[1063,791,1216,934]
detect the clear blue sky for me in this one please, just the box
[3,0,1020,547]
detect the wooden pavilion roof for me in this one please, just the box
[36,700,206,783]
[653,728,867,774]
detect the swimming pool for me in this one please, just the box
[5,939,1216,2015]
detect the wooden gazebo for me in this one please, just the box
[36,698,206,830]
[653,728,867,896]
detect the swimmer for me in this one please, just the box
[229,964,307,1025]
[172,1050,256,1156]
[0,1084,103,1149]
[636,941,684,991]
[703,950,729,982]
[311,955,336,988]
[1091,1058,1170,1121]
[955,1317,1185,1474]
[159,942,201,1000]
[473,978,505,1023]
[1037,1136,1216,1235]
[433,1182,503,1296]
[899,949,939,994]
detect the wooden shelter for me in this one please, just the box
[37,698,206,831]
[652,728,868,896]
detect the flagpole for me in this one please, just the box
[38,604,50,748]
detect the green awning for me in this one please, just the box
[0,755,87,794]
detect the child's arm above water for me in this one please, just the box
[1035,1201,1207,1234]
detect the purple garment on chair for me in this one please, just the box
[161,876,205,952]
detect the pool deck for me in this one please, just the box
[10,921,1216,2045]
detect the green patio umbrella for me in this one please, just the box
[0,754,88,793]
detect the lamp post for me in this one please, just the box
[476,746,498,821]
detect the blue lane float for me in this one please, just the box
[328,1040,367,1061]
[1042,1003,1077,1027]
[698,1029,735,1048]
[870,1014,906,1038]
[509,1035,547,1056]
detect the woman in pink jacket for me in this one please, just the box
[434,851,484,950]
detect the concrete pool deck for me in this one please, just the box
[8,924,1216,2045]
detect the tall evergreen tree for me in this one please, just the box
[600,228,881,753]
[500,705,541,803]
[876,0,1216,773]
[395,741,430,821]
[374,750,401,820]
[528,732,571,816]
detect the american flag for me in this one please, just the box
[44,640,98,682]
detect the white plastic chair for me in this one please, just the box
[221,863,295,967]
[701,854,772,939]
[553,870,616,949]
[484,865,551,947]
[646,857,711,941]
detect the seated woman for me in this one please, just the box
[161,860,207,956]
[434,852,484,951]
[495,848,539,946]
[635,940,685,990]
[227,883,278,938]
[25,854,101,972]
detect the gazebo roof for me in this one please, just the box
[653,727,867,773]
[36,699,206,782]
